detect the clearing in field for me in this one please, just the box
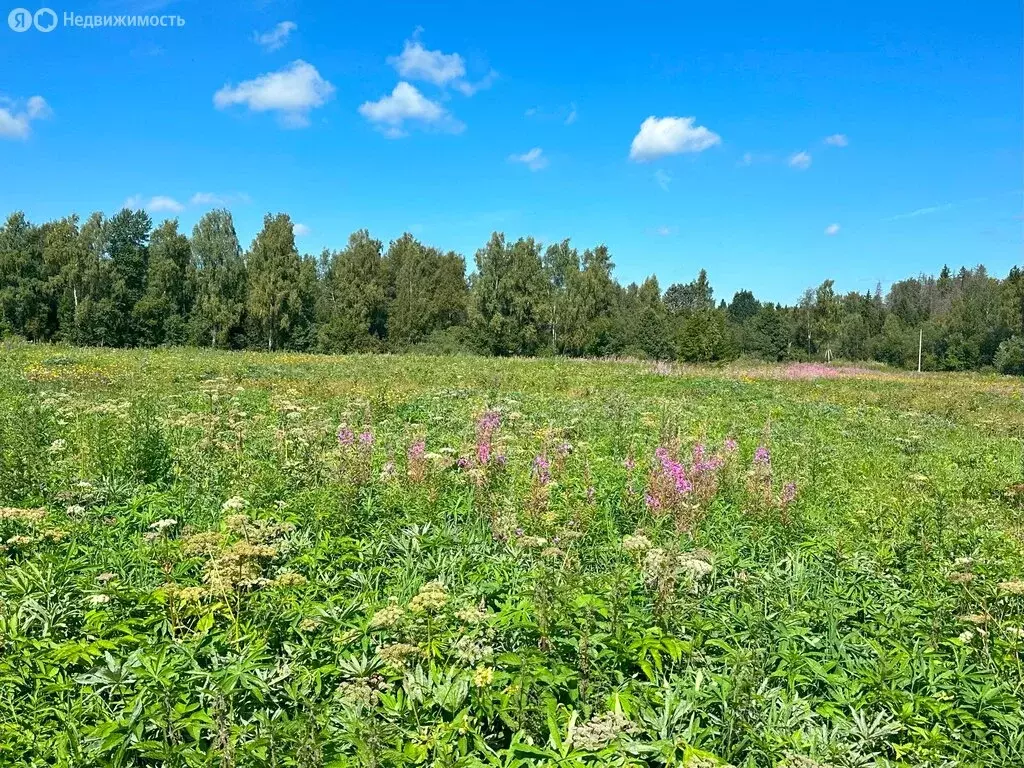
[1,344,1023,767]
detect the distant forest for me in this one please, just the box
[2,208,1023,374]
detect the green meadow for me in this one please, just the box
[1,343,1023,767]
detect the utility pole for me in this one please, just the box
[918,328,923,373]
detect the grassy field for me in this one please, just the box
[1,343,1023,768]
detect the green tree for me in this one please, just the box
[542,239,580,354]
[748,305,790,361]
[134,219,192,346]
[318,230,387,352]
[247,214,304,350]
[471,233,548,356]
[665,269,714,314]
[994,335,1024,375]
[676,308,736,362]
[385,233,468,348]
[0,212,48,340]
[190,209,246,348]
[106,207,153,345]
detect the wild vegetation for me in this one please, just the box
[1,209,1023,373]
[2,343,1023,767]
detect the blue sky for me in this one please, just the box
[2,0,1021,303]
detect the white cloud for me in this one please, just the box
[824,223,841,236]
[25,96,52,120]
[451,69,498,96]
[359,81,463,137]
[565,102,577,125]
[655,225,676,236]
[388,39,465,85]
[824,133,848,147]
[148,195,184,213]
[629,116,721,162]
[884,202,957,221]
[253,21,297,52]
[293,223,311,236]
[654,169,671,191]
[122,195,184,213]
[190,192,251,207]
[738,151,775,167]
[509,147,548,171]
[387,37,496,97]
[0,95,51,139]
[789,151,812,169]
[214,60,335,128]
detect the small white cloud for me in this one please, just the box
[148,195,184,213]
[883,202,957,222]
[25,96,52,120]
[524,107,538,117]
[629,116,721,162]
[122,195,184,213]
[253,21,297,52]
[388,39,465,85]
[654,169,671,191]
[824,133,848,147]
[789,151,812,170]
[655,225,676,236]
[387,37,494,96]
[824,223,840,236]
[451,69,498,96]
[509,147,548,171]
[0,95,51,139]
[214,60,335,128]
[293,223,311,236]
[190,192,251,207]
[564,102,577,125]
[359,81,463,137]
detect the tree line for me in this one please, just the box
[1,208,1022,374]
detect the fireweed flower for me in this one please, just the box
[359,430,374,447]
[532,454,551,485]
[724,437,739,453]
[407,439,428,482]
[754,446,771,467]
[336,425,355,446]
[781,482,797,505]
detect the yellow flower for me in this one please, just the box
[472,666,494,687]
[408,581,448,614]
